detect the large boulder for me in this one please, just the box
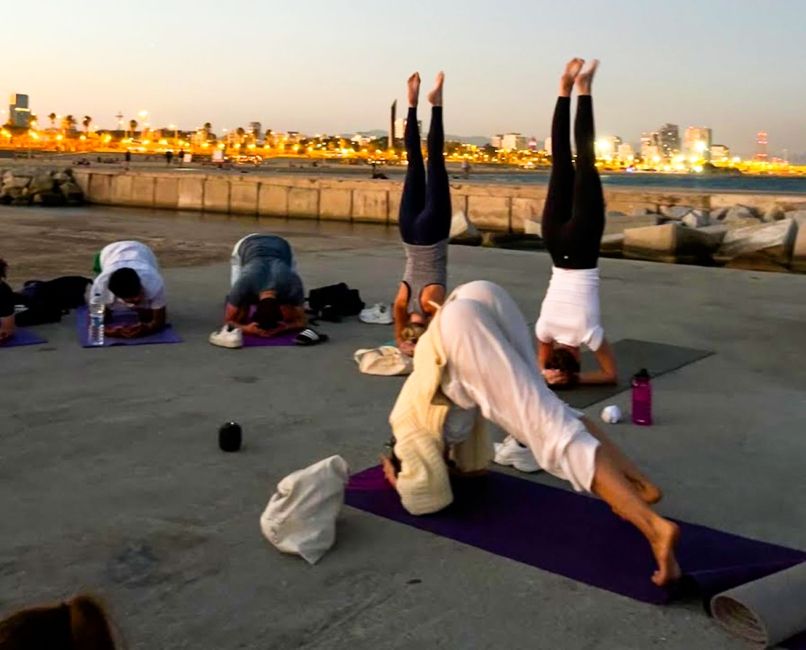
[791,218,806,273]
[59,181,84,205]
[682,210,710,228]
[449,210,482,246]
[715,218,797,271]
[623,223,725,264]
[29,173,56,194]
[661,205,695,220]
[722,204,759,222]
[762,205,787,222]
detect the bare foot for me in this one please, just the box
[650,518,681,586]
[560,58,585,96]
[407,72,421,108]
[576,58,599,95]
[427,71,444,106]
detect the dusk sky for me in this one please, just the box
[5,0,805,156]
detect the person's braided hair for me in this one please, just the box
[0,259,7,280]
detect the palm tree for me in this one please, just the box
[236,127,246,142]
[48,112,56,129]
[82,115,92,134]
[64,115,77,134]
[129,119,138,138]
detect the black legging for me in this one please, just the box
[541,96,605,269]
[398,106,451,245]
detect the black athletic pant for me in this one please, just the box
[541,96,605,269]
[398,106,452,245]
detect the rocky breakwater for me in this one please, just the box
[0,168,84,207]
[616,201,806,272]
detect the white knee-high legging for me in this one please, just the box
[438,280,599,492]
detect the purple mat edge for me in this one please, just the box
[75,306,182,347]
[345,465,806,649]
[0,328,47,348]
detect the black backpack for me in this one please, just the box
[306,283,365,322]
[14,276,91,326]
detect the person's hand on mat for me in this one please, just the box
[380,455,398,488]
[542,368,573,386]
[118,324,144,338]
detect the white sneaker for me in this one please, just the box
[209,325,243,349]
[493,436,541,473]
[359,302,393,325]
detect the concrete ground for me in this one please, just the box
[1,206,805,649]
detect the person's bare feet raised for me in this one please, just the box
[560,58,585,97]
[576,58,599,95]
[649,517,681,586]
[407,72,421,108]
[427,71,444,106]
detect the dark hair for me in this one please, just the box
[0,594,118,649]
[107,268,142,300]
[0,259,7,280]
[254,297,283,330]
[545,348,581,388]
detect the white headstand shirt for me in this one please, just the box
[535,266,604,351]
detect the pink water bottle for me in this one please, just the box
[631,368,653,426]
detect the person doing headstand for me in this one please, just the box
[536,59,617,388]
[393,71,451,356]
[382,279,681,587]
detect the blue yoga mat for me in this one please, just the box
[76,307,182,347]
[346,466,806,648]
[0,328,47,348]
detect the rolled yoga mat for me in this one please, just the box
[0,328,47,348]
[346,466,806,648]
[561,338,713,409]
[711,562,806,647]
[76,307,182,347]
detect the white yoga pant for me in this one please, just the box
[438,280,599,492]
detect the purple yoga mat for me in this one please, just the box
[0,328,47,348]
[242,330,300,347]
[346,466,806,648]
[76,307,182,347]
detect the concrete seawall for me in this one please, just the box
[72,169,805,233]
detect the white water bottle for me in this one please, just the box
[89,292,105,346]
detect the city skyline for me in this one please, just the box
[3,0,805,157]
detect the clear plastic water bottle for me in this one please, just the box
[631,368,653,425]
[89,292,105,346]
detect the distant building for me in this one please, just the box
[710,144,730,162]
[490,134,503,149]
[501,133,527,151]
[8,93,31,128]
[527,137,540,152]
[394,118,405,139]
[595,135,622,160]
[543,136,552,154]
[683,126,713,161]
[249,121,262,143]
[640,131,661,162]
[617,143,635,161]
[657,123,680,159]
[755,131,768,161]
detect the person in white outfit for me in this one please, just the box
[382,280,680,587]
[535,59,617,388]
[90,240,166,338]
